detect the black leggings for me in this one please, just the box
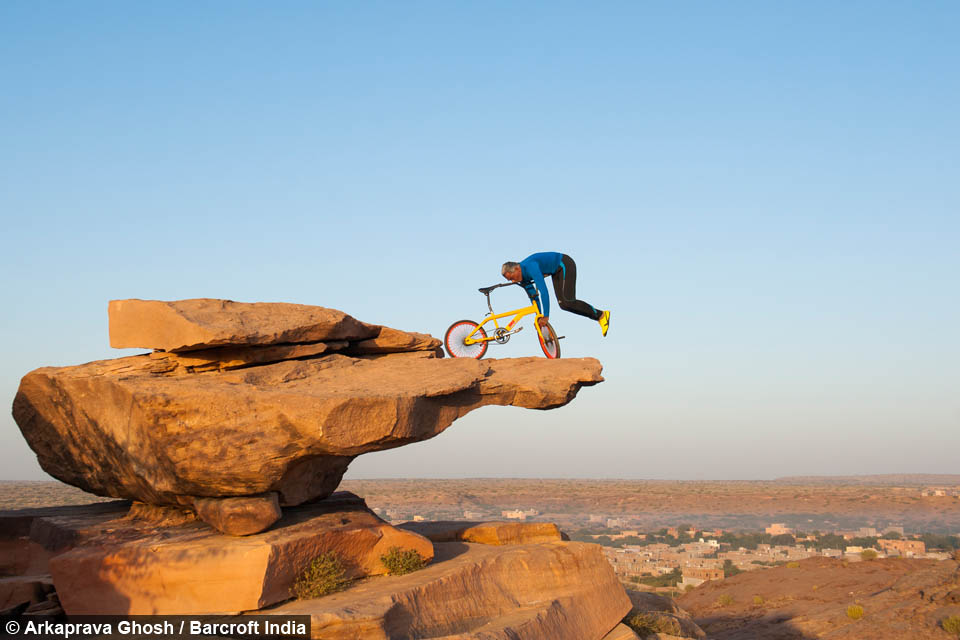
[551,254,602,320]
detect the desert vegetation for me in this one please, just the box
[380,546,427,575]
[941,615,960,636]
[292,552,350,599]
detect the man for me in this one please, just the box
[502,252,610,336]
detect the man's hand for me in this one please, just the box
[537,316,549,328]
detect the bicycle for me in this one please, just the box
[444,282,561,359]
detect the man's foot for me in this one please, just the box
[598,310,610,337]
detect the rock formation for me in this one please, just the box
[6,297,632,638]
[13,299,602,534]
[266,541,631,639]
[399,520,567,545]
[44,493,433,615]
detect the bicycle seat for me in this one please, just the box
[478,286,499,294]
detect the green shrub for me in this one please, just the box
[786,561,800,568]
[753,595,764,606]
[941,615,960,635]
[860,549,878,561]
[292,552,349,599]
[716,594,734,606]
[380,546,426,575]
[846,604,864,620]
[624,613,680,636]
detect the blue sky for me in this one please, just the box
[1,1,957,481]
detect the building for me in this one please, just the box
[765,523,793,536]
[501,508,538,520]
[681,566,724,587]
[878,539,926,557]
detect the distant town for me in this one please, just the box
[373,501,960,593]
[363,482,960,595]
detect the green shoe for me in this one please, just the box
[598,310,610,337]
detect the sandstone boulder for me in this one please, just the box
[47,492,433,615]
[191,493,282,536]
[624,591,706,639]
[14,354,602,510]
[265,541,631,640]
[399,520,564,545]
[108,299,379,352]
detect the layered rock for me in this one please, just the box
[44,492,432,615]
[266,541,631,640]
[108,299,380,352]
[399,520,566,545]
[15,343,601,520]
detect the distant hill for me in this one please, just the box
[774,474,960,486]
[678,555,960,639]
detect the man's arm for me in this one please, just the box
[526,263,550,317]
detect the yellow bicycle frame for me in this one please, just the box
[463,302,549,345]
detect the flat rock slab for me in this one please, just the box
[0,501,131,576]
[0,576,54,610]
[399,520,564,545]
[266,541,631,640]
[48,492,433,615]
[109,299,379,352]
[601,625,642,640]
[15,354,602,507]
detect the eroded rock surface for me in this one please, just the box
[266,540,631,640]
[47,492,433,615]
[14,351,602,510]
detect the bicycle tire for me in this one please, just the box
[537,321,561,359]
[445,320,488,359]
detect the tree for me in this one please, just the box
[723,559,742,578]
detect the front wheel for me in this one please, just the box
[537,320,561,359]
[445,320,488,359]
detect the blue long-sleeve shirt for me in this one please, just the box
[518,252,564,317]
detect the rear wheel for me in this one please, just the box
[445,320,488,359]
[538,321,561,359]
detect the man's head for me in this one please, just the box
[501,261,522,283]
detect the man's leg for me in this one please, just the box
[551,255,603,320]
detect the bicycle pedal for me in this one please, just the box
[557,336,566,340]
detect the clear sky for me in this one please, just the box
[2,2,957,481]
